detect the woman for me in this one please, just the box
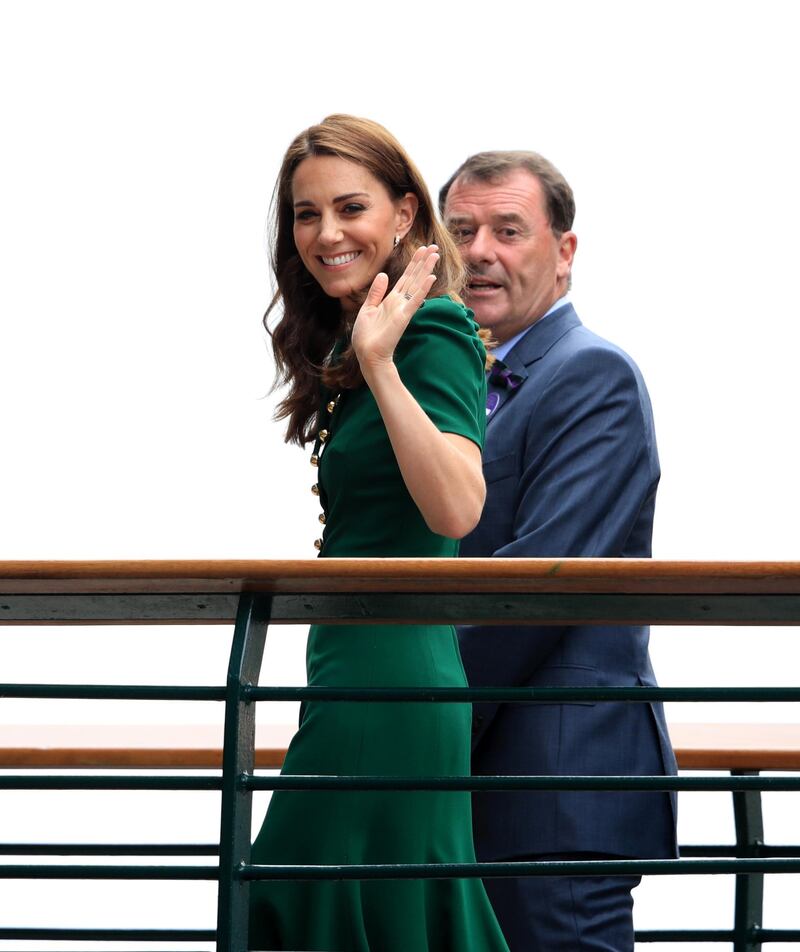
[249,114,509,952]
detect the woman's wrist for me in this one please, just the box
[360,357,401,394]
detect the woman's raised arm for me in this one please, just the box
[351,246,486,539]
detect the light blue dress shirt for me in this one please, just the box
[491,295,570,362]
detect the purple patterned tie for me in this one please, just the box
[488,359,524,390]
[486,359,523,416]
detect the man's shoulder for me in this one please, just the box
[552,307,636,358]
[516,307,646,384]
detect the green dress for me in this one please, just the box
[248,296,510,952]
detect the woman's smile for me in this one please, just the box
[319,250,362,268]
[292,155,412,306]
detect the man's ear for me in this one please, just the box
[557,231,578,278]
[396,192,419,239]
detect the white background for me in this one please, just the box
[1,0,799,947]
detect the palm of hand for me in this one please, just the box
[352,245,439,374]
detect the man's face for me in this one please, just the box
[444,169,576,343]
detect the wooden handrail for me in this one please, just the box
[2,559,800,595]
[3,723,800,772]
[0,725,293,770]
[669,723,800,771]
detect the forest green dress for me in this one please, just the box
[248,296,510,952]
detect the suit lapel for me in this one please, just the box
[485,303,582,427]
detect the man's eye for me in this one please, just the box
[451,228,474,242]
[499,228,519,238]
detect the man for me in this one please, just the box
[441,152,678,951]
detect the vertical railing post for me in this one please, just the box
[732,768,765,952]
[216,594,271,952]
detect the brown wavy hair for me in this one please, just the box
[266,114,466,446]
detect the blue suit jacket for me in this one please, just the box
[458,303,678,861]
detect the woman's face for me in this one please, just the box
[291,155,417,312]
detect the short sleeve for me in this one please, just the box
[393,295,487,450]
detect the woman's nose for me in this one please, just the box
[318,213,343,246]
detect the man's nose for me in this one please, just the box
[465,226,496,263]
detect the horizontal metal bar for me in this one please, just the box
[2,773,798,795]
[4,684,800,703]
[0,842,218,856]
[240,857,800,881]
[243,774,800,792]
[636,928,800,943]
[11,842,797,859]
[0,776,221,790]
[679,844,800,857]
[0,926,216,940]
[5,858,800,883]
[0,683,225,700]
[0,593,239,623]
[246,685,800,702]
[0,864,219,879]
[266,592,800,625]
[5,842,796,859]
[635,929,735,942]
[5,591,800,625]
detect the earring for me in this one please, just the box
[393,235,400,248]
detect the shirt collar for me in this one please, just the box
[491,294,570,362]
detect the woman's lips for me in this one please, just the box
[319,251,361,269]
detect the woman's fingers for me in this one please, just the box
[396,245,439,301]
[353,245,440,374]
[397,245,431,289]
[365,271,390,308]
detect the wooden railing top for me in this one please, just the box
[2,559,800,595]
[3,723,800,772]
[668,722,800,770]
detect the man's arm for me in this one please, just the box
[459,345,659,744]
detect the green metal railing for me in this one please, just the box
[2,558,800,950]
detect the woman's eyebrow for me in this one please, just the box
[293,191,370,208]
[332,191,369,203]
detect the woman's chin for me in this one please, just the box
[321,279,371,314]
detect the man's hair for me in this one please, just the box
[439,150,575,236]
